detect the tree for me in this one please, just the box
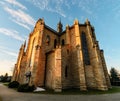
[1,73,9,82]
[110,67,119,82]
[4,73,8,77]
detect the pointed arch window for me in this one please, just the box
[81,32,90,65]
[61,39,65,46]
[65,66,68,78]
[46,35,50,45]
[54,39,57,48]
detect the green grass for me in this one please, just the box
[3,82,9,86]
[3,83,120,95]
[34,87,120,95]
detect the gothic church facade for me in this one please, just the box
[12,18,111,92]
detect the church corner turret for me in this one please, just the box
[85,18,91,25]
[74,19,79,25]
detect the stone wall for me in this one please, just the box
[45,51,55,89]
[45,47,62,92]
[34,26,58,87]
[61,45,73,89]
[12,19,110,91]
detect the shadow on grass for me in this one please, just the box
[3,83,120,95]
[34,87,120,95]
[3,82,9,86]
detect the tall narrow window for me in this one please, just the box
[65,66,68,78]
[67,49,69,55]
[81,32,90,65]
[61,39,65,46]
[54,39,57,48]
[46,35,50,45]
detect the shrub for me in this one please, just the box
[8,81,19,88]
[17,84,35,92]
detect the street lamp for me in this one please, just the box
[25,71,31,84]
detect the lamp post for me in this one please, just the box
[25,71,31,84]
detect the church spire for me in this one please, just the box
[57,19,63,33]
[24,40,26,48]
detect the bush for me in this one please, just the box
[0,76,11,82]
[17,84,35,92]
[8,81,19,88]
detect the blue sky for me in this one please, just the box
[0,0,120,75]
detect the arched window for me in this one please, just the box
[46,35,50,45]
[61,39,65,46]
[67,49,69,55]
[54,39,57,48]
[81,32,90,65]
[65,66,68,78]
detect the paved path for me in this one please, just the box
[1,83,120,101]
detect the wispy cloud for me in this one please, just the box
[5,0,27,10]
[26,0,66,17]
[0,0,35,31]
[0,49,17,57]
[11,18,31,31]
[0,1,5,5]
[71,0,97,15]
[4,7,35,30]
[0,28,24,41]
[25,0,97,18]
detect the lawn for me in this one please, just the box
[3,82,120,95]
[3,82,9,86]
[34,87,120,95]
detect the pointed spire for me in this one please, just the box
[85,18,90,25]
[66,24,69,29]
[74,19,79,25]
[57,18,63,33]
[20,44,23,50]
[24,40,26,48]
[37,18,44,25]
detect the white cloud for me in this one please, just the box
[25,0,97,18]
[0,28,24,41]
[5,0,27,10]
[0,49,17,57]
[3,7,35,31]
[26,0,66,17]
[11,18,31,31]
[4,7,35,26]
[1,1,35,31]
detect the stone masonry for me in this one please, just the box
[12,18,111,92]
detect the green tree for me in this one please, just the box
[110,67,119,82]
[4,73,8,77]
[2,73,8,82]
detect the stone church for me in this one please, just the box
[12,18,111,92]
